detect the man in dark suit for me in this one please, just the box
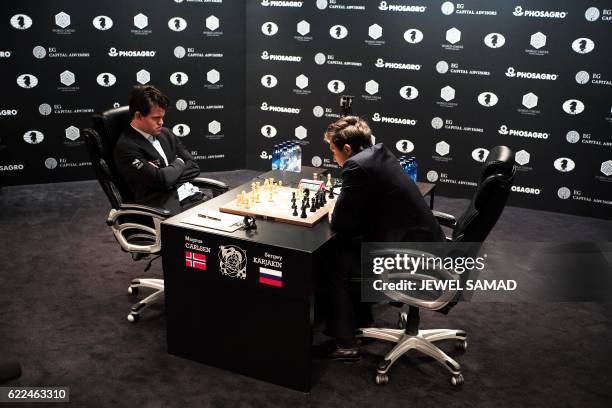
[321,116,445,360]
[114,85,202,214]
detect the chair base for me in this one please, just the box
[127,278,164,323]
[357,311,467,386]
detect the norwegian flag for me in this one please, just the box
[185,251,206,270]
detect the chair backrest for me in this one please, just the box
[452,145,516,244]
[83,106,132,209]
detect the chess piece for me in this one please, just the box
[300,204,308,218]
[292,206,298,216]
[328,186,335,199]
[326,173,333,188]
[310,197,316,212]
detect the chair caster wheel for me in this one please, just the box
[450,374,464,386]
[456,339,468,351]
[128,286,138,296]
[127,313,139,323]
[375,373,389,385]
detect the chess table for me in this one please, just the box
[161,168,436,391]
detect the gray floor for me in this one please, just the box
[0,170,611,407]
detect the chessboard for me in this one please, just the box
[219,178,337,227]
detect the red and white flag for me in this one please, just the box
[185,251,206,270]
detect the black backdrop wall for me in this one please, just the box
[246,0,612,220]
[1,0,245,185]
[2,1,611,220]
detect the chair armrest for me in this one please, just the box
[107,204,169,225]
[106,205,169,254]
[433,210,457,228]
[192,177,229,197]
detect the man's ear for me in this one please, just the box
[343,144,353,156]
[133,112,142,121]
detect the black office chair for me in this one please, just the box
[82,106,228,322]
[358,145,516,386]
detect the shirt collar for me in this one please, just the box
[131,124,155,142]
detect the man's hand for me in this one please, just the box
[148,161,159,168]
[328,200,335,223]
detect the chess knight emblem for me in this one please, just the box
[219,245,247,280]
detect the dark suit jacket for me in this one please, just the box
[114,126,200,211]
[332,143,445,243]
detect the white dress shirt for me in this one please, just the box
[131,125,198,201]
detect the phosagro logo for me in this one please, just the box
[375,58,421,71]
[505,67,558,80]
[379,1,426,12]
[0,109,18,116]
[0,163,25,171]
[260,102,300,114]
[372,112,417,126]
[260,50,301,62]
[512,185,541,195]
[108,47,156,57]
[512,5,567,18]
[261,0,303,7]
[498,125,549,140]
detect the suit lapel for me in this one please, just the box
[126,126,168,166]
[157,129,175,163]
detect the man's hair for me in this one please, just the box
[324,116,373,153]
[129,85,169,118]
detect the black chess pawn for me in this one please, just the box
[321,191,327,205]
[328,187,335,199]
[300,204,308,218]
[310,197,317,212]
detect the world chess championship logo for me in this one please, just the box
[219,245,247,279]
